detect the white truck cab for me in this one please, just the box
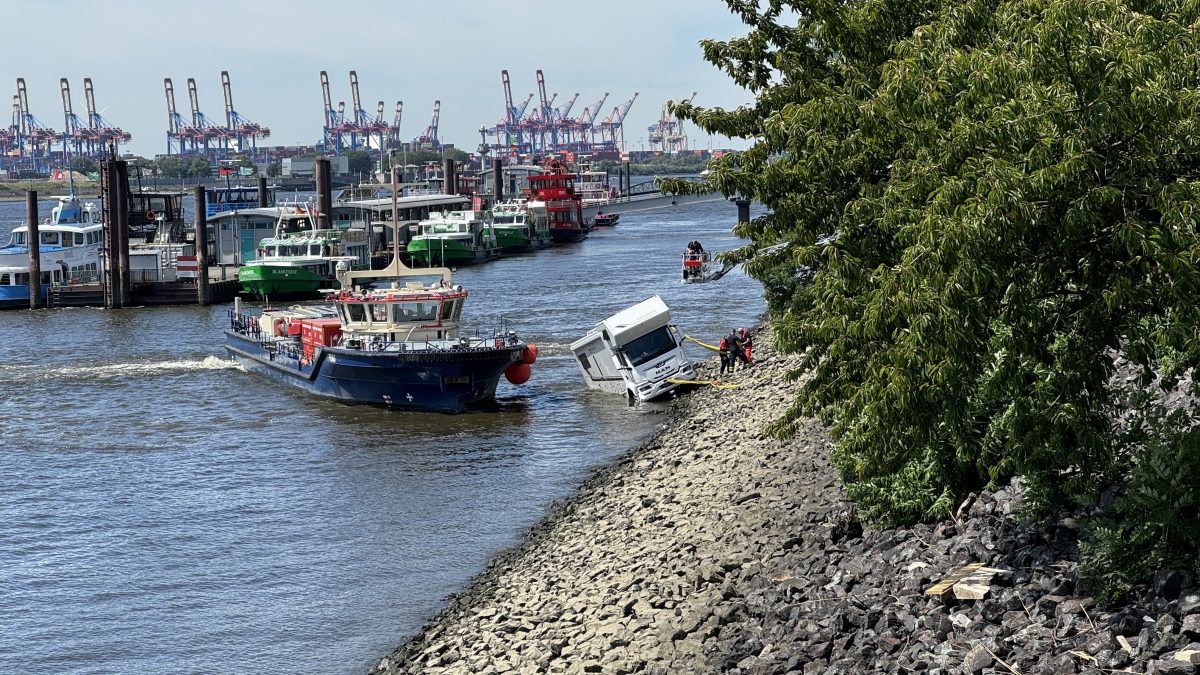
[570,295,697,402]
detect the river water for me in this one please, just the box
[0,193,765,674]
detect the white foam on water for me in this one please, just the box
[0,356,243,383]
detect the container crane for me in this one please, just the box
[84,78,131,156]
[16,78,58,173]
[320,70,347,153]
[413,100,440,151]
[390,101,403,149]
[187,77,227,157]
[60,78,90,158]
[595,92,638,157]
[553,92,579,149]
[165,78,199,155]
[221,70,269,156]
[575,92,609,152]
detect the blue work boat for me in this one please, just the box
[223,258,538,413]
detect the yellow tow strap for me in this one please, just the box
[683,334,722,352]
[667,377,740,389]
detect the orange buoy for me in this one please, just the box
[505,362,532,384]
[521,344,539,365]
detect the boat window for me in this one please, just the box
[61,233,74,247]
[0,274,8,285]
[370,303,388,322]
[439,300,455,320]
[15,273,27,285]
[41,232,59,246]
[75,233,84,245]
[11,232,25,245]
[621,326,678,367]
[347,303,367,322]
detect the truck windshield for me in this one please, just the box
[621,326,677,367]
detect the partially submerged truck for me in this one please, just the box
[570,295,697,402]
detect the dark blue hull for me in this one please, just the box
[549,228,587,243]
[224,331,524,413]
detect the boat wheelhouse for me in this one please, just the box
[486,199,550,252]
[237,205,370,299]
[205,184,276,217]
[406,210,500,266]
[224,258,537,412]
[526,159,586,243]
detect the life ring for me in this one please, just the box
[145,210,157,222]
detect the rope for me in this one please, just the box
[667,377,740,389]
[683,334,722,352]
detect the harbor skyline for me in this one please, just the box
[3,0,756,158]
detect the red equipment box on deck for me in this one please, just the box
[300,318,343,360]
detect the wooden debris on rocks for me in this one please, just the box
[925,562,1013,601]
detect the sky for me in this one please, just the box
[2,0,757,158]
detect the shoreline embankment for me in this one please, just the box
[369,325,1200,674]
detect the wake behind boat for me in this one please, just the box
[224,257,538,413]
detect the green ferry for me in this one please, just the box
[407,210,501,266]
[238,206,370,299]
[486,199,550,252]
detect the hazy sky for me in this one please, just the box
[1,0,757,157]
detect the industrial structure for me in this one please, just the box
[164,72,269,159]
[488,70,638,159]
[59,78,132,160]
[320,70,407,154]
[647,92,696,153]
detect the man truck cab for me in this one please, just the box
[570,295,697,402]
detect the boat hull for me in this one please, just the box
[223,331,524,413]
[407,238,500,266]
[0,283,51,309]
[489,226,550,252]
[238,264,328,299]
[549,227,587,243]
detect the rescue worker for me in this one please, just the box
[739,327,754,364]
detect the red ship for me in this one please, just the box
[525,159,588,243]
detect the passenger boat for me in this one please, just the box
[223,258,537,413]
[526,159,587,243]
[0,191,104,308]
[406,210,501,266]
[592,213,619,227]
[238,205,371,299]
[486,199,550,252]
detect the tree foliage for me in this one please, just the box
[672,0,1200,594]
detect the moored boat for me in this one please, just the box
[592,213,619,227]
[406,210,500,266]
[486,199,550,252]
[526,159,587,243]
[238,205,370,299]
[0,192,104,308]
[223,259,538,413]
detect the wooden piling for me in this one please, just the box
[194,186,209,306]
[115,160,131,307]
[443,158,456,195]
[257,175,268,208]
[101,161,121,308]
[314,158,332,229]
[736,199,751,224]
[622,160,631,196]
[492,158,503,202]
[26,191,41,310]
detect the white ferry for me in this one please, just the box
[0,193,103,308]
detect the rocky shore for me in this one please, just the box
[370,326,1200,674]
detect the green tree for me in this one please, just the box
[155,155,184,179]
[344,149,374,176]
[186,157,211,178]
[266,161,280,178]
[671,0,1200,592]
